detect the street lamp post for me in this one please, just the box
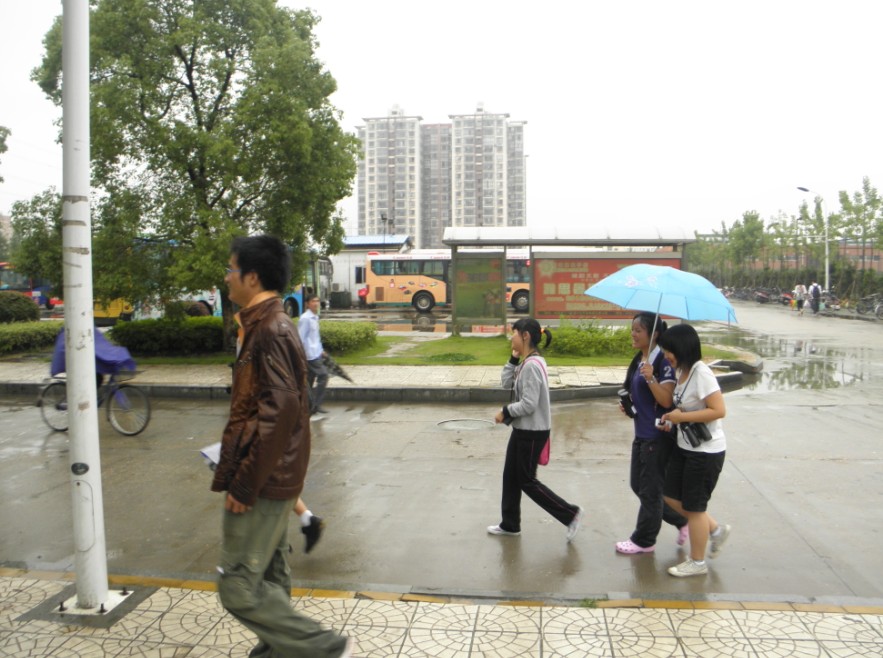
[797,186,829,293]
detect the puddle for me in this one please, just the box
[700,325,883,392]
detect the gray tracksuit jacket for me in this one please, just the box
[501,355,551,432]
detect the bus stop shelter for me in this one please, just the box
[442,226,695,333]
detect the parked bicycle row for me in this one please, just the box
[723,285,883,318]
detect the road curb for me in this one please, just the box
[3,372,745,402]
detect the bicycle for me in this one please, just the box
[855,293,883,318]
[39,371,151,436]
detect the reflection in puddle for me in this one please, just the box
[702,326,881,392]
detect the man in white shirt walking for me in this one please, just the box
[298,294,329,415]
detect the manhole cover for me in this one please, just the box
[436,418,495,431]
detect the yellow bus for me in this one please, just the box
[361,250,531,313]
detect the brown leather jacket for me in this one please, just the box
[210,297,311,505]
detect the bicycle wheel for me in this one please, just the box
[39,381,69,432]
[106,384,151,436]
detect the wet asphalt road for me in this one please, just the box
[2,301,882,603]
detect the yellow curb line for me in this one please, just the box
[5,569,883,614]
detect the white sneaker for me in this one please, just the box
[338,636,353,658]
[566,506,584,542]
[709,524,731,558]
[668,558,708,577]
[487,525,520,536]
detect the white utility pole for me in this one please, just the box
[63,0,109,608]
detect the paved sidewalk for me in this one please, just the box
[4,569,883,657]
[0,360,629,389]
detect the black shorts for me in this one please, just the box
[663,447,725,512]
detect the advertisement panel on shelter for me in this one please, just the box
[534,256,682,319]
[453,256,505,320]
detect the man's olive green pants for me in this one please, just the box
[217,497,347,657]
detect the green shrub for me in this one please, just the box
[0,291,41,323]
[0,320,63,354]
[318,321,376,354]
[546,320,633,357]
[109,316,224,355]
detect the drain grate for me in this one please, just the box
[436,418,495,431]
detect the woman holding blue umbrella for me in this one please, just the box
[615,312,689,555]
[657,324,731,577]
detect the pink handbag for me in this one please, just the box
[539,437,551,466]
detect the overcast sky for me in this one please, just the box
[2,0,882,238]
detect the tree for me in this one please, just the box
[726,211,765,284]
[0,125,9,183]
[31,0,358,321]
[9,189,64,295]
[838,177,881,296]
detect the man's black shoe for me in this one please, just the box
[303,515,324,553]
[314,407,329,414]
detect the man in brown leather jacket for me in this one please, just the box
[213,235,351,658]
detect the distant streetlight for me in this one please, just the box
[797,186,830,293]
[380,212,394,252]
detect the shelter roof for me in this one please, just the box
[443,226,694,248]
[343,235,413,249]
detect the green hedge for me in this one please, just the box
[546,320,633,358]
[109,317,225,355]
[0,291,41,323]
[0,320,63,354]
[317,321,376,354]
[107,317,377,356]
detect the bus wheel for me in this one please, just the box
[512,291,529,312]
[284,299,299,317]
[412,292,435,312]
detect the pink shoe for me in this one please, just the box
[677,525,689,546]
[615,539,655,554]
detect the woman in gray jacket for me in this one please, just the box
[489,318,584,541]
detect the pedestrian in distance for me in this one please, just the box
[657,324,731,578]
[489,318,584,542]
[794,282,807,315]
[293,498,324,554]
[299,294,330,416]
[615,313,688,555]
[212,235,351,658]
[809,281,822,314]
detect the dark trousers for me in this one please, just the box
[306,358,329,412]
[629,437,687,548]
[500,430,578,532]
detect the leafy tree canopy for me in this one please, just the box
[30,0,358,308]
[0,125,9,184]
[9,189,63,295]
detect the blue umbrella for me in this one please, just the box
[584,264,737,323]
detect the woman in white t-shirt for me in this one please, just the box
[657,324,731,578]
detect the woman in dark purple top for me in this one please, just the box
[615,313,688,554]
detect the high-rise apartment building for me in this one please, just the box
[450,106,509,231]
[357,106,422,244]
[420,123,452,249]
[357,105,525,248]
[507,121,527,228]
